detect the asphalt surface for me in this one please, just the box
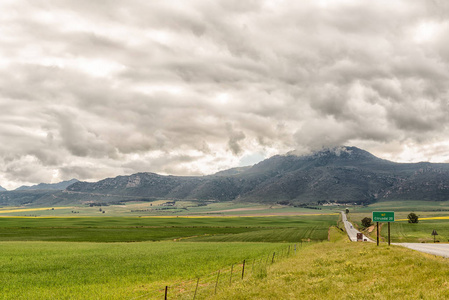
[397,243,449,258]
[341,212,371,242]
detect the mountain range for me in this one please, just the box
[14,179,79,191]
[1,146,449,206]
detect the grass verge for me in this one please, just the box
[212,239,449,299]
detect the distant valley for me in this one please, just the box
[1,146,449,206]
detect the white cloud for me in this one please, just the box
[1,0,449,189]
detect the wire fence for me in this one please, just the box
[131,241,316,299]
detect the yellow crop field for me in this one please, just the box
[0,207,69,214]
[397,216,449,221]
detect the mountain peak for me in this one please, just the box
[310,146,378,160]
[286,146,379,162]
[0,185,6,192]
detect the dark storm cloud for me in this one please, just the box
[1,0,449,189]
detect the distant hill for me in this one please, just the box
[2,146,449,206]
[15,179,79,191]
[0,185,6,192]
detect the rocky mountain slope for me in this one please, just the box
[1,146,449,206]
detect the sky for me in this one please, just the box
[1,0,449,190]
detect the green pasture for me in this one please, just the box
[382,219,449,243]
[0,215,338,242]
[189,227,329,243]
[347,200,449,214]
[0,214,336,299]
[0,241,287,300]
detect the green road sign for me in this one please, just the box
[373,211,395,222]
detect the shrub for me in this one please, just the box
[361,217,372,227]
[408,213,419,223]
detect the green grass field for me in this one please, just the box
[4,200,449,299]
[0,214,336,299]
[380,219,449,243]
[0,215,338,242]
[0,241,289,299]
[347,200,449,220]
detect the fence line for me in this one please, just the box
[130,240,317,299]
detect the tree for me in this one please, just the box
[361,217,372,227]
[408,212,419,223]
[345,208,349,214]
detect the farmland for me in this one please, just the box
[4,200,449,299]
[0,241,289,299]
[0,201,337,217]
[0,214,337,299]
[383,219,449,243]
[0,215,337,242]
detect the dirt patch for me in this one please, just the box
[368,225,375,233]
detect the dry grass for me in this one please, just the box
[211,232,449,299]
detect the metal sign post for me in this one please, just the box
[373,212,395,246]
[376,222,379,246]
[432,229,438,243]
[386,221,390,245]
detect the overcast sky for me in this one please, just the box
[1,0,449,189]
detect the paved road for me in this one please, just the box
[398,243,449,258]
[341,212,371,242]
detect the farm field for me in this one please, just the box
[0,214,337,299]
[0,200,336,217]
[4,200,449,298]
[381,219,449,243]
[347,200,449,217]
[0,215,338,242]
[0,241,288,299]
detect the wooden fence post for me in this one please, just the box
[215,270,220,295]
[164,286,168,300]
[242,260,246,280]
[193,278,199,300]
[230,264,233,285]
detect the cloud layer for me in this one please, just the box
[1,0,449,189]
